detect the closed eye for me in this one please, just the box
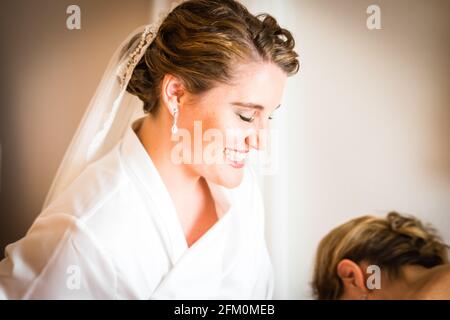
[238,114,255,123]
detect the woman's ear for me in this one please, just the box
[161,74,184,116]
[337,259,368,299]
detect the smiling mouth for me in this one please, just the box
[223,148,248,168]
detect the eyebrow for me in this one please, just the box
[231,102,281,110]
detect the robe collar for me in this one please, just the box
[119,116,232,263]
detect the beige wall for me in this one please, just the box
[0,0,152,257]
[248,0,450,298]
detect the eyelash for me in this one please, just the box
[238,114,274,122]
[238,114,255,123]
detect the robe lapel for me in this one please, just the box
[150,208,234,299]
[121,118,251,299]
[121,118,188,266]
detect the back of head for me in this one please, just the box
[312,211,449,299]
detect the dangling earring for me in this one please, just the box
[171,105,179,135]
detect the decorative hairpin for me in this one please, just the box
[118,24,156,87]
[117,0,187,88]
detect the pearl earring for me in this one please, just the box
[171,105,179,134]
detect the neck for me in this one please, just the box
[373,265,429,299]
[136,114,202,204]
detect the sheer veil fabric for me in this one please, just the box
[42,23,157,210]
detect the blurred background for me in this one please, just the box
[0,0,449,299]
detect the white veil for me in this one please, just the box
[41,23,158,210]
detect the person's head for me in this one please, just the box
[312,211,449,299]
[126,0,299,188]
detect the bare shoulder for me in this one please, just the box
[415,264,450,299]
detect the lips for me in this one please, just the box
[224,148,248,168]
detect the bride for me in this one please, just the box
[0,0,299,299]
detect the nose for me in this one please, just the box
[245,128,268,151]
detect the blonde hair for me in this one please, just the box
[312,212,449,300]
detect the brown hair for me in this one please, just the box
[312,211,449,300]
[126,0,299,114]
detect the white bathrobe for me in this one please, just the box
[0,118,274,299]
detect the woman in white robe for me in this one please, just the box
[0,117,272,299]
[0,0,299,299]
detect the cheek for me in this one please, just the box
[183,102,221,128]
[182,105,249,151]
[205,118,250,152]
[194,108,235,136]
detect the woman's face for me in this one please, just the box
[175,62,287,188]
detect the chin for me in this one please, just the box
[208,164,245,189]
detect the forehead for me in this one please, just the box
[202,62,287,110]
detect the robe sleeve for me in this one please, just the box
[0,213,117,299]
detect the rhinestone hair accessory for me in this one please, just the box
[117,0,187,88]
[117,24,157,87]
